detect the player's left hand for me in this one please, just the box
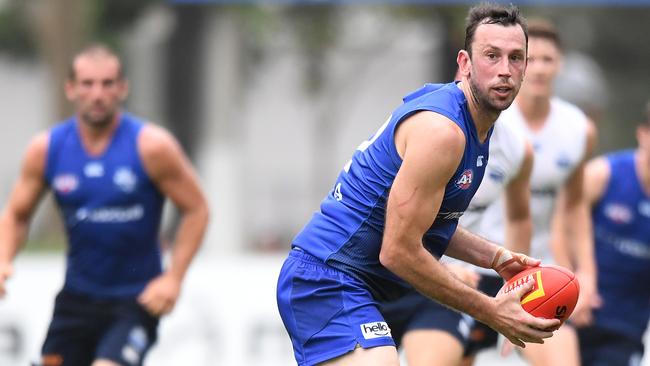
[491,247,541,281]
[569,271,601,327]
[138,272,182,317]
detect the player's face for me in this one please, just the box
[518,37,561,100]
[65,55,127,128]
[467,23,527,113]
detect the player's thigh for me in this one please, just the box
[578,326,645,366]
[277,249,396,366]
[41,291,103,366]
[402,329,464,366]
[92,360,122,366]
[522,325,580,366]
[95,301,159,366]
[318,344,399,366]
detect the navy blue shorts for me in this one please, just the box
[380,273,503,356]
[39,290,159,366]
[578,326,645,366]
[277,248,396,366]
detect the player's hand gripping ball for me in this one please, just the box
[500,265,580,323]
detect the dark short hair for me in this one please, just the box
[464,3,528,57]
[68,43,124,81]
[527,18,562,50]
[640,99,650,128]
[634,99,650,128]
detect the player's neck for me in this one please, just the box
[77,114,121,156]
[459,81,498,142]
[517,96,551,131]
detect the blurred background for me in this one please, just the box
[0,0,648,365]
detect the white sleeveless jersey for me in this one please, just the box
[442,116,528,275]
[481,97,588,266]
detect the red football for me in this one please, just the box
[500,265,580,323]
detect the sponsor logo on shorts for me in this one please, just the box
[121,326,149,365]
[360,321,391,340]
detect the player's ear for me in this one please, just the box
[64,79,76,102]
[456,50,472,78]
[118,79,130,101]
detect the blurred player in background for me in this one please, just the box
[576,101,650,366]
[0,44,209,366]
[380,112,534,366]
[484,19,598,366]
[276,4,562,366]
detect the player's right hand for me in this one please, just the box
[0,262,13,298]
[491,279,561,348]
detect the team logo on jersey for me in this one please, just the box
[84,162,104,178]
[114,167,138,193]
[52,174,79,194]
[604,203,632,224]
[638,201,650,218]
[360,321,392,339]
[477,155,485,167]
[455,169,473,190]
[488,168,505,183]
[556,154,572,169]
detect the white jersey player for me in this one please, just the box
[381,118,534,366]
[492,19,597,366]
[484,97,589,265]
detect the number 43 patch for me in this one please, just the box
[455,169,473,190]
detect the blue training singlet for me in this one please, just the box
[591,150,650,342]
[44,112,164,298]
[293,82,491,301]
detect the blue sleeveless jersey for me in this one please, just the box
[44,113,164,298]
[591,150,650,341]
[293,82,491,301]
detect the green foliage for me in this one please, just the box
[0,0,160,59]
[0,2,37,57]
[96,0,160,33]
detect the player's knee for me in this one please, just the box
[91,359,122,366]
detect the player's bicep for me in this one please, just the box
[139,126,206,212]
[583,157,610,206]
[384,114,465,247]
[6,133,48,221]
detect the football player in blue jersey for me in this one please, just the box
[576,102,650,366]
[276,4,562,366]
[380,19,599,366]
[0,44,209,366]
